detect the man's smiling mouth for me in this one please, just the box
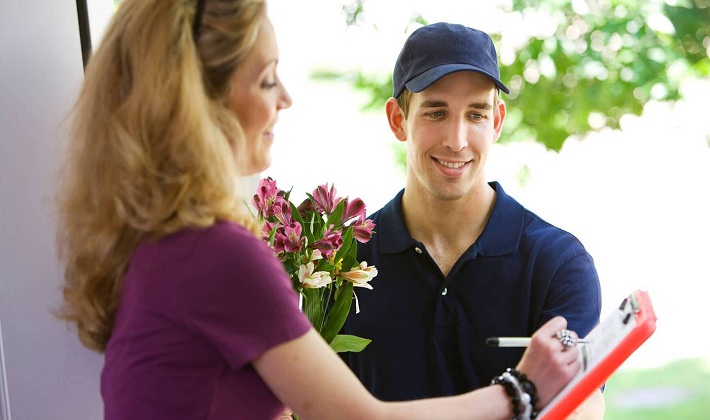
[435,159,467,169]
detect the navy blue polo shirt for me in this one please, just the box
[341,181,601,401]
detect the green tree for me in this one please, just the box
[325,0,710,151]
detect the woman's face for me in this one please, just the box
[229,16,292,176]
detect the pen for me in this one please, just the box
[486,337,589,347]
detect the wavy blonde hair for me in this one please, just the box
[56,0,266,352]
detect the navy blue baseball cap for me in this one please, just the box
[392,22,510,98]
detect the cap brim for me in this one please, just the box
[405,63,510,95]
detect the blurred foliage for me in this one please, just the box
[604,357,710,419]
[328,0,710,151]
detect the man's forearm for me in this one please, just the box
[566,388,605,420]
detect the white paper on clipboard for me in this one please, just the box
[537,290,657,420]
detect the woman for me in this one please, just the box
[56,0,581,418]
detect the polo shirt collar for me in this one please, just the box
[376,188,414,254]
[376,182,525,257]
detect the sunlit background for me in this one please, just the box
[92,0,710,416]
[264,0,710,368]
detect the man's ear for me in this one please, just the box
[385,98,407,142]
[493,98,506,143]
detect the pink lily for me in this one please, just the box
[312,225,343,259]
[312,183,342,215]
[352,217,376,243]
[273,222,304,254]
[252,177,286,218]
[341,197,367,224]
[272,199,293,227]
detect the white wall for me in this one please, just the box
[0,1,104,419]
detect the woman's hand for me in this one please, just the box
[516,316,582,410]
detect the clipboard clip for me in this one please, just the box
[629,293,641,313]
[618,293,641,325]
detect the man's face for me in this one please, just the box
[400,71,505,202]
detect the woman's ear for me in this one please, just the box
[385,98,407,142]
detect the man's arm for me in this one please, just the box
[567,388,605,420]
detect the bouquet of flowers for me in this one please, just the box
[252,177,377,353]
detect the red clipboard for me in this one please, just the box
[538,290,657,420]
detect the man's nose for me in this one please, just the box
[443,117,467,151]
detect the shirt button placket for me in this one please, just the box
[413,245,448,297]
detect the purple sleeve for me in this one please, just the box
[177,222,312,369]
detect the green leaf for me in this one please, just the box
[334,227,354,263]
[302,287,325,333]
[329,334,372,353]
[287,201,312,244]
[325,199,345,230]
[320,281,354,343]
[314,260,335,273]
[266,223,278,247]
[289,200,306,227]
[335,229,358,272]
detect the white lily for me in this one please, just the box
[339,261,377,290]
[298,262,332,288]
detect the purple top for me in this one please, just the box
[101,221,311,419]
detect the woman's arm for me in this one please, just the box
[254,316,580,419]
[254,328,512,419]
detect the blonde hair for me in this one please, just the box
[56,0,266,352]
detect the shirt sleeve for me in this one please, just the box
[177,222,312,369]
[540,245,602,338]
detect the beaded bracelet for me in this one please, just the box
[491,369,536,420]
[507,368,539,416]
[491,371,524,419]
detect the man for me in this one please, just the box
[340,22,604,416]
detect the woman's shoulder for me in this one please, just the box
[200,219,260,244]
[168,220,288,290]
[191,220,270,260]
[136,220,268,266]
